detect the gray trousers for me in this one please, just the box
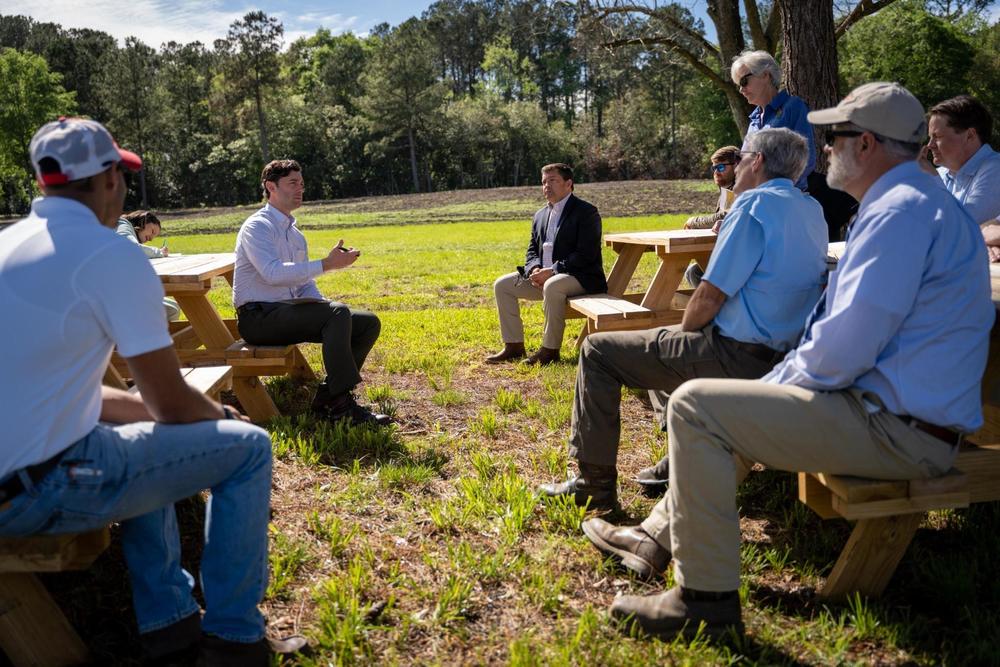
[237,301,380,396]
[642,380,957,591]
[568,325,782,467]
[493,271,585,349]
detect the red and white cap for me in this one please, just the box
[29,117,142,186]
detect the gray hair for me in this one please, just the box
[745,127,809,182]
[731,50,781,88]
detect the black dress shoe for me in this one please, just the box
[634,461,669,496]
[538,461,617,510]
[198,634,309,667]
[317,392,392,427]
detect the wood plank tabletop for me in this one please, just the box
[150,253,235,283]
[605,229,717,252]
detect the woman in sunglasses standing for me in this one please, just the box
[731,50,816,191]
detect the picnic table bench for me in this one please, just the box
[796,263,1000,598]
[0,365,233,666]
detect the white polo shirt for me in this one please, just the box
[0,197,172,478]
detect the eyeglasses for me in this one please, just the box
[738,72,756,88]
[824,130,864,147]
[711,163,734,173]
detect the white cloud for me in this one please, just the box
[2,0,361,49]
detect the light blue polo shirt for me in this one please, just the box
[703,178,828,351]
[937,143,1000,224]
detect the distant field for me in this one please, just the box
[41,180,1000,665]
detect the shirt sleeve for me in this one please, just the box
[701,203,764,297]
[78,242,173,359]
[764,208,928,389]
[961,157,1000,224]
[239,217,324,287]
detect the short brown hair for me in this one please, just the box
[541,163,574,183]
[710,146,740,164]
[123,210,161,232]
[930,95,992,144]
[261,159,301,199]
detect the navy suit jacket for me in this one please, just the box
[524,193,608,294]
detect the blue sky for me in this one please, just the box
[3,0,717,48]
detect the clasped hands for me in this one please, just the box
[529,267,554,287]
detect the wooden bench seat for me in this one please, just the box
[568,294,654,331]
[127,366,232,400]
[798,442,1000,598]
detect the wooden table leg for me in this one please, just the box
[0,573,90,666]
[576,245,646,348]
[174,294,279,423]
[819,513,922,599]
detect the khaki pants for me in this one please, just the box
[493,271,585,349]
[641,379,958,592]
[568,325,781,467]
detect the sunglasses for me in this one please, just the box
[824,129,864,147]
[711,163,734,173]
[738,72,756,88]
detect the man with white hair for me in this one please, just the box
[0,118,305,664]
[597,82,993,640]
[540,127,828,510]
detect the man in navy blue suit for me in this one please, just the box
[486,163,607,366]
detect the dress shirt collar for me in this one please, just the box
[547,192,572,219]
[858,160,924,215]
[750,89,790,121]
[947,143,996,181]
[261,201,296,230]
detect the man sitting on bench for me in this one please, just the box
[0,118,303,665]
[233,159,389,426]
[591,82,994,641]
[539,127,828,510]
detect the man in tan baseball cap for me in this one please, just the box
[598,82,992,642]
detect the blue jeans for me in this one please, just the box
[0,419,273,643]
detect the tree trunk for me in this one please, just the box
[407,125,420,193]
[776,0,839,171]
[707,0,751,136]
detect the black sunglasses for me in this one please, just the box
[738,72,755,88]
[824,130,864,147]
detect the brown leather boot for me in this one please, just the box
[581,518,671,579]
[538,461,617,510]
[485,342,526,364]
[523,346,560,366]
[610,585,743,640]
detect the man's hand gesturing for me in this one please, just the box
[321,239,361,271]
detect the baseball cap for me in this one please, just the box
[29,117,142,186]
[807,82,927,144]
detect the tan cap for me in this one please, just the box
[807,82,927,143]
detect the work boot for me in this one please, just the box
[523,346,560,366]
[610,585,743,640]
[634,457,670,497]
[318,391,392,427]
[538,461,617,510]
[485,342,526,364]
[581,518,671,580]
[197,634,309,667]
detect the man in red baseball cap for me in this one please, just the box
[0,117,306,665]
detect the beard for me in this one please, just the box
[826,145,859,192]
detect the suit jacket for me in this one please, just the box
[524,193,608,294]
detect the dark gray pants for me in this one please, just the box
[237,301,381,396]
[568,325,783,467]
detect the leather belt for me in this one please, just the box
[0,449,67,503]
[727,337,783,364]
[904,417,964,448]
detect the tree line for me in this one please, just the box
[0,0,996,215]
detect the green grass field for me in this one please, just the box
[79,187,1000,665]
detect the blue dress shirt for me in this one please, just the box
[703,178,828,351]
[937,143,1000,224]
[232,203,325,308]
[765,161,994,432]
[744,90,816,190]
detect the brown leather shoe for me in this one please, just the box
[198,634,310,667]
[610,585,743,640]
[523,346,560,366]
[581,518,670,579]
[485,342,526,364]
[538,461,617,510]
